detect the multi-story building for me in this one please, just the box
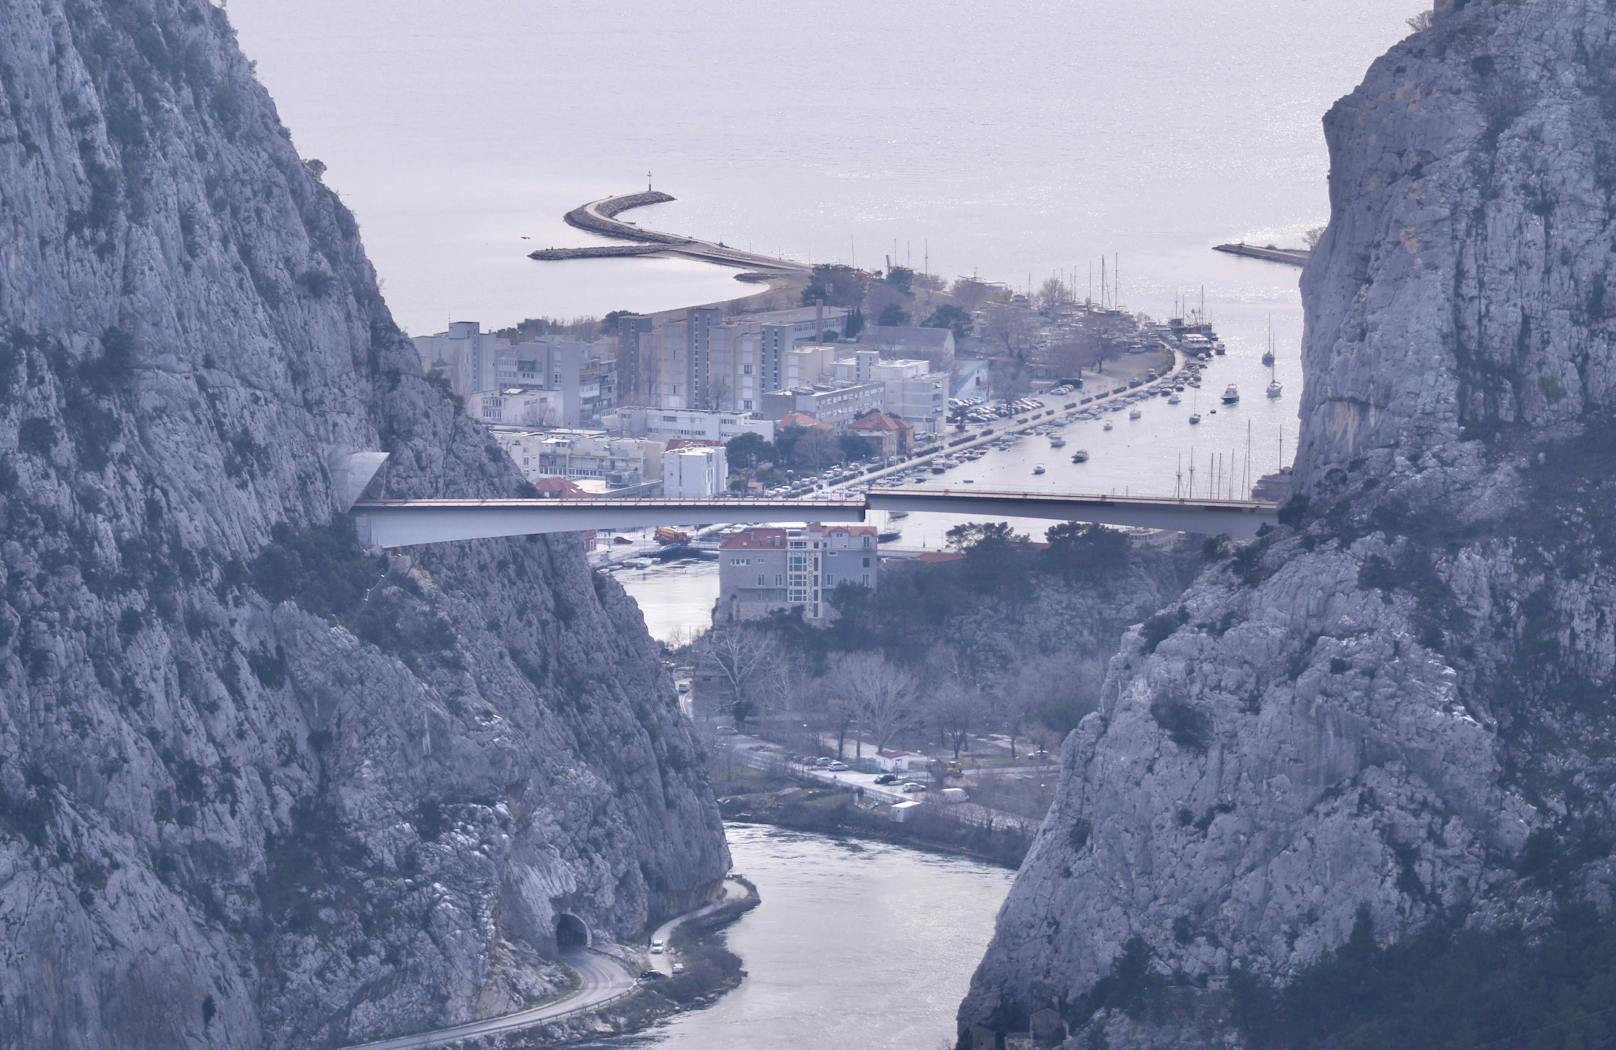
[414,324,617,427]
[716,524,878,624]
[783,344,838,389]
[761,381,885,432]
[858,325,957,372]
[870,359,947,437]
[494,428,661,489]
[614,406,775,444]
[611,306,849,415]
[615,314,655,405]
[663,444,728,499]
[415,321,501,399]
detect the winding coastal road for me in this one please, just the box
[338,949,634,1050]
[647,878,751,976]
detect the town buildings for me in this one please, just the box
[717,524,878,624]
[424,302,952,495]
[493,429,662,489]
[615,406,776,444]
[414,322,617,428]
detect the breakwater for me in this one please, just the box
[531,190,810,274]
[1212,241,1311,267]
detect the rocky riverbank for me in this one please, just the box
[461,878,762,1049]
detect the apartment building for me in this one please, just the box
[414,323,617,427]
[716,524,879,624]
[760,381,886,432]
[663,445,729,499]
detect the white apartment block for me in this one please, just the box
[663,445,729,499]
[871,359,948,437]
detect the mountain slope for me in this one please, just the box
[959,2,1616,1045]
[0,2,727,1047]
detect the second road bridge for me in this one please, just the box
[351,489,1279,550]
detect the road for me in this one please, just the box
[647,878,751,976]
[338,949,634,1050]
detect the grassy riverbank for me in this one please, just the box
[715,768,1033,869]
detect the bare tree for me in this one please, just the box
[695,625,787,728]
[1037,276,1067,311]
[1406,9,1433,33]
[810,671,861,759]
[928,678,987,760]
[827,652,919,756]
[1303,225,1327,251]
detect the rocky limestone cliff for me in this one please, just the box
[960,1,1616,1045]
[0,2,728,1048]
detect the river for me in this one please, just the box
[576,823,1013,1050]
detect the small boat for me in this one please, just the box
[1103,421,1114,432]
[1168,393,1182,405]
[1129,407,1142,420]
[1189,413,1202,425]
[1072,449,1090,463]
[1214,341,1227,356]
[878,529,902,543]
[1264,322,1282,398]
[1033,464,1046,475]
[1221,384,1240,405]
[1049,435,1067,448]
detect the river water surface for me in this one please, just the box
[578,823,1013,1050]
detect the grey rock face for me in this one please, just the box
[960,2,1616,1044]
[0,2,727,1048]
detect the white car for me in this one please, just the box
[826,761,849,772]
[650,939,665,954]
[900,782,928,793]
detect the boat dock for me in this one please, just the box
[1212,242,1311,268]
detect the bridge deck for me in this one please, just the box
[352,490,1277,549]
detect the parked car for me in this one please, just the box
[715,726,737,736]
[814,757,834,768]
[826,761,849,772]
[873,773,898,785]
[900,782,928,793]
[650,939,665,954]
[639,971,665,981]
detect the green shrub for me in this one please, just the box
[249,521,382,618]
[18,417,55,456]
[1140,607,1188,654]
[1150,694,1212,752]
[1235,905,1616,1050]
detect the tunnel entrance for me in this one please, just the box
[556,913,591,950]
